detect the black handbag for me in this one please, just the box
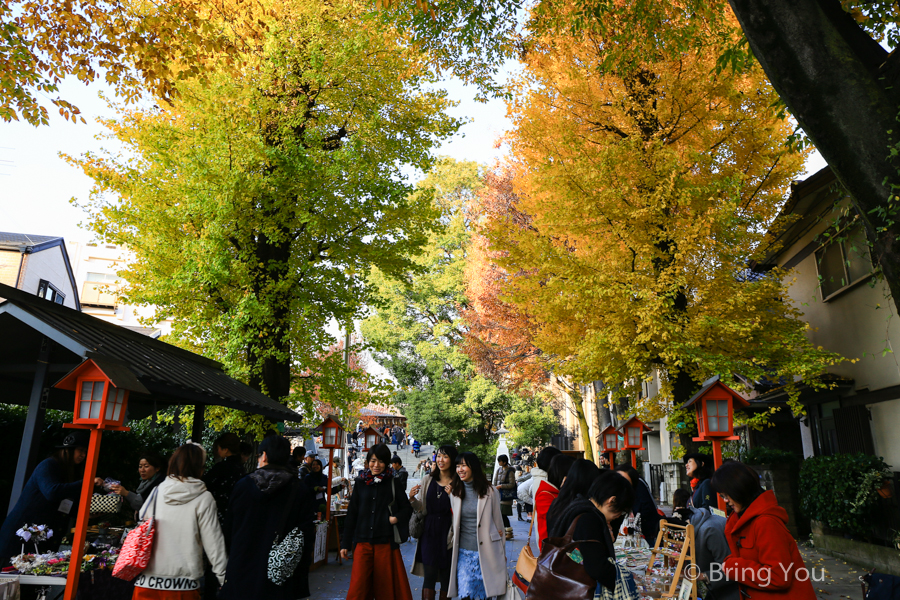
[267,481,304,585]
[863,571,900,600]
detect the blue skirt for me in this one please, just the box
[456,548,488,600]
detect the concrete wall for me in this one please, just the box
[778,205,900,393]
[869,398,900,467]
[18,246,78,310]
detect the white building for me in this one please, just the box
[65,240,173,338]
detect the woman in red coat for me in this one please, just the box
[710,461,816,600]
[533,454,575,550]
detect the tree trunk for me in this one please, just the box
[594,381,613,429]
[729,0,900,309]
[562,382,596,463]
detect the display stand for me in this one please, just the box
[646,520,697,599]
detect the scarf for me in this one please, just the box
[135,472,161,497]
[690,477,699,491]
[362,467,394,486]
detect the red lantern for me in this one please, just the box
[361,426,381,451]
[618,416,648,469]
[681,376,750,512]
[55,359,143,428]
[682,377,750,443]
[600,425,619,466]
[54,358,147,600]
[319,415,344,449]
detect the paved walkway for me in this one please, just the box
[307,514,871,600]
[307,500,532,599]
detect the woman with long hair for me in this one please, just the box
[710,461,816,600]
[547,470,635,594]
[545,458,599,534]
[683,452,714,509]
[408,444,458,600]
[0,430,91,564]
[447,452,508,600]
[132,443,227,599]
[614,463,663,545]
[533,453,575,550]
[341,443,414,600]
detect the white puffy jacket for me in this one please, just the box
[133,476,227,592]
[517,467,547,505]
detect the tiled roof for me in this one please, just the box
[0,282,302,422]
[0,232,63,250]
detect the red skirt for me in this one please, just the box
[346,542,413,600]
[133,587,200,600]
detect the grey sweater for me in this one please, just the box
[459,481,479,551]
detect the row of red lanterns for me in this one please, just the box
[600,377,749,472]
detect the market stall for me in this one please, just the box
[0,283,305,598]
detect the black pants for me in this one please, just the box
[501,513,510,528]
[423,564,450,591]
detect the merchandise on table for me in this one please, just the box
[6,543,120,577]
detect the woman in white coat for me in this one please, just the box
[447,452,507,600]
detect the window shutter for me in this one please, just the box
[833,405,875,455]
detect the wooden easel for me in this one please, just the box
[646,520,697,599]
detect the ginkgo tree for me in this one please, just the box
[67,0,458,430]
[361,158,558,457]
[471,22,844,430]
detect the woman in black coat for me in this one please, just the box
[614,464,663,545]
[203,433,247,528]
[341,443,413,600]
[547,471,634,593]
[219,436,317,600]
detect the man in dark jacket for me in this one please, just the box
[390,456,409,492]
[220,436,317,600]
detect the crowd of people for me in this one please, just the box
[0,430,818,600]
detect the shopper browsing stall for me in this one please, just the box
[711,461,816,600]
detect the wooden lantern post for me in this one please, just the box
[680,376,750,512]
[318,415,344,521]
[619,416,649,469]
[600,425,620,467]
[53,358,147,600]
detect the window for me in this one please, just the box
[79,381,105,419]
[705,399,729,432]
[37,280,65,304]
[81,272,120,306]
[815,225,873,300]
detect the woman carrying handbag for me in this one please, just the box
[527,471,634,599]
[408,445,459,600]
[447,452,508,600]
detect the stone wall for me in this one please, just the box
[813,531,900,577]
[660,462,688,505]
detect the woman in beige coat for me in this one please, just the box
[447,452,508,600]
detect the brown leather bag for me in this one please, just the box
[525,514,598,600]
[515,519,537,583]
